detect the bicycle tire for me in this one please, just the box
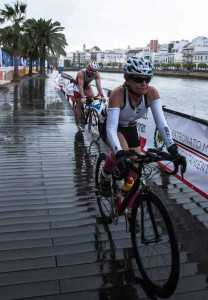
[89,139,101,157]
[131,189,180,298]
[95,153,112,223]
[88,108,99,131]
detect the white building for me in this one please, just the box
[64,51,90,66]
[155,40,190,64]
[91,50,125,65]
[154,52,175,64]
[63,37,208,68]
[126,49,143,59]
[183,43,194,63]
[183,37,208,66]
[194,46,208,65]
[65,52,73,63]
[192,36,208,47]
[173,40,189,53]
[139,51,156,63]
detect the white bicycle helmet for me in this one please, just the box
[87,60,99,71]
[122,56,153,76]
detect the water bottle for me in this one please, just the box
[120,177,134,197]
[116,179,123,215]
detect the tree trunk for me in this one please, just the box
[36,60,39,72]
[13,85,19,112]
[29,60,33,77]
[13,49,19,79]
[40,57,46,76]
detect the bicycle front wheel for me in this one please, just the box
[88,108,99,131]
[95,153,112,223]
[131,189,180,298]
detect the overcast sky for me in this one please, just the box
[1,0,208,52]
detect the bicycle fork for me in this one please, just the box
[140,189,162,244]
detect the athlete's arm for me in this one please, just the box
[77,71,85,100]
[150,97,174,149]
[106,87,124,154]
[95,72,106,101]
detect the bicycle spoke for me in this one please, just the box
[131,191,180,297]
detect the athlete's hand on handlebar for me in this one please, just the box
[166,144,187,179]
[115,149,137,174]
[101,95,106,102]
[115,147,186,179]
[80,97,86,104]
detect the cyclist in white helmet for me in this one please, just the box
[73,60,106,131]
[98,56,186,201]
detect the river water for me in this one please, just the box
[66,71,208,121]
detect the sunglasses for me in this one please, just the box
[89,68,96,73]
[132,76,152,84]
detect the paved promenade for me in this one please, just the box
[0,72,207,299]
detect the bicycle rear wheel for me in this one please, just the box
[95,153,112,223]
[131,189,180,298]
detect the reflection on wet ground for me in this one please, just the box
[0,71,207,299]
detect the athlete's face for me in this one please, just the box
[87,67,96,76]
[127,76,151,94]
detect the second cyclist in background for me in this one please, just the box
[73,60,106,131]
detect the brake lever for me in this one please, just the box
[126,159,139,174]
[165,160,179,175]
[180,164,185,180]
[146,152,158,159]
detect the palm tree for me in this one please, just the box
[0,1,27,79]
[26,18,67,76]
[21,19,39,76]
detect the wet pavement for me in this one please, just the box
[0,71,208,300]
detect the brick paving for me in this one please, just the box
[0,72,207,299]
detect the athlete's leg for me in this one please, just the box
[99,129,129,197]
[102,132,129,176]
[73,91,83,127]
[75,98,83,126]
[85,86,94,98]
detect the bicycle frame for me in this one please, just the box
[114,165,161,241]
[81,97,100,126]
[82,104,91,125]
[118,166,143,214]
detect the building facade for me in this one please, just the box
[150,40,158,52]
[63,37,208,68]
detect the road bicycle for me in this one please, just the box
[75,96,100,132]
[95,148,181,298]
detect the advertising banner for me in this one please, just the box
[137,109,208,199]
[0,48,2,67]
